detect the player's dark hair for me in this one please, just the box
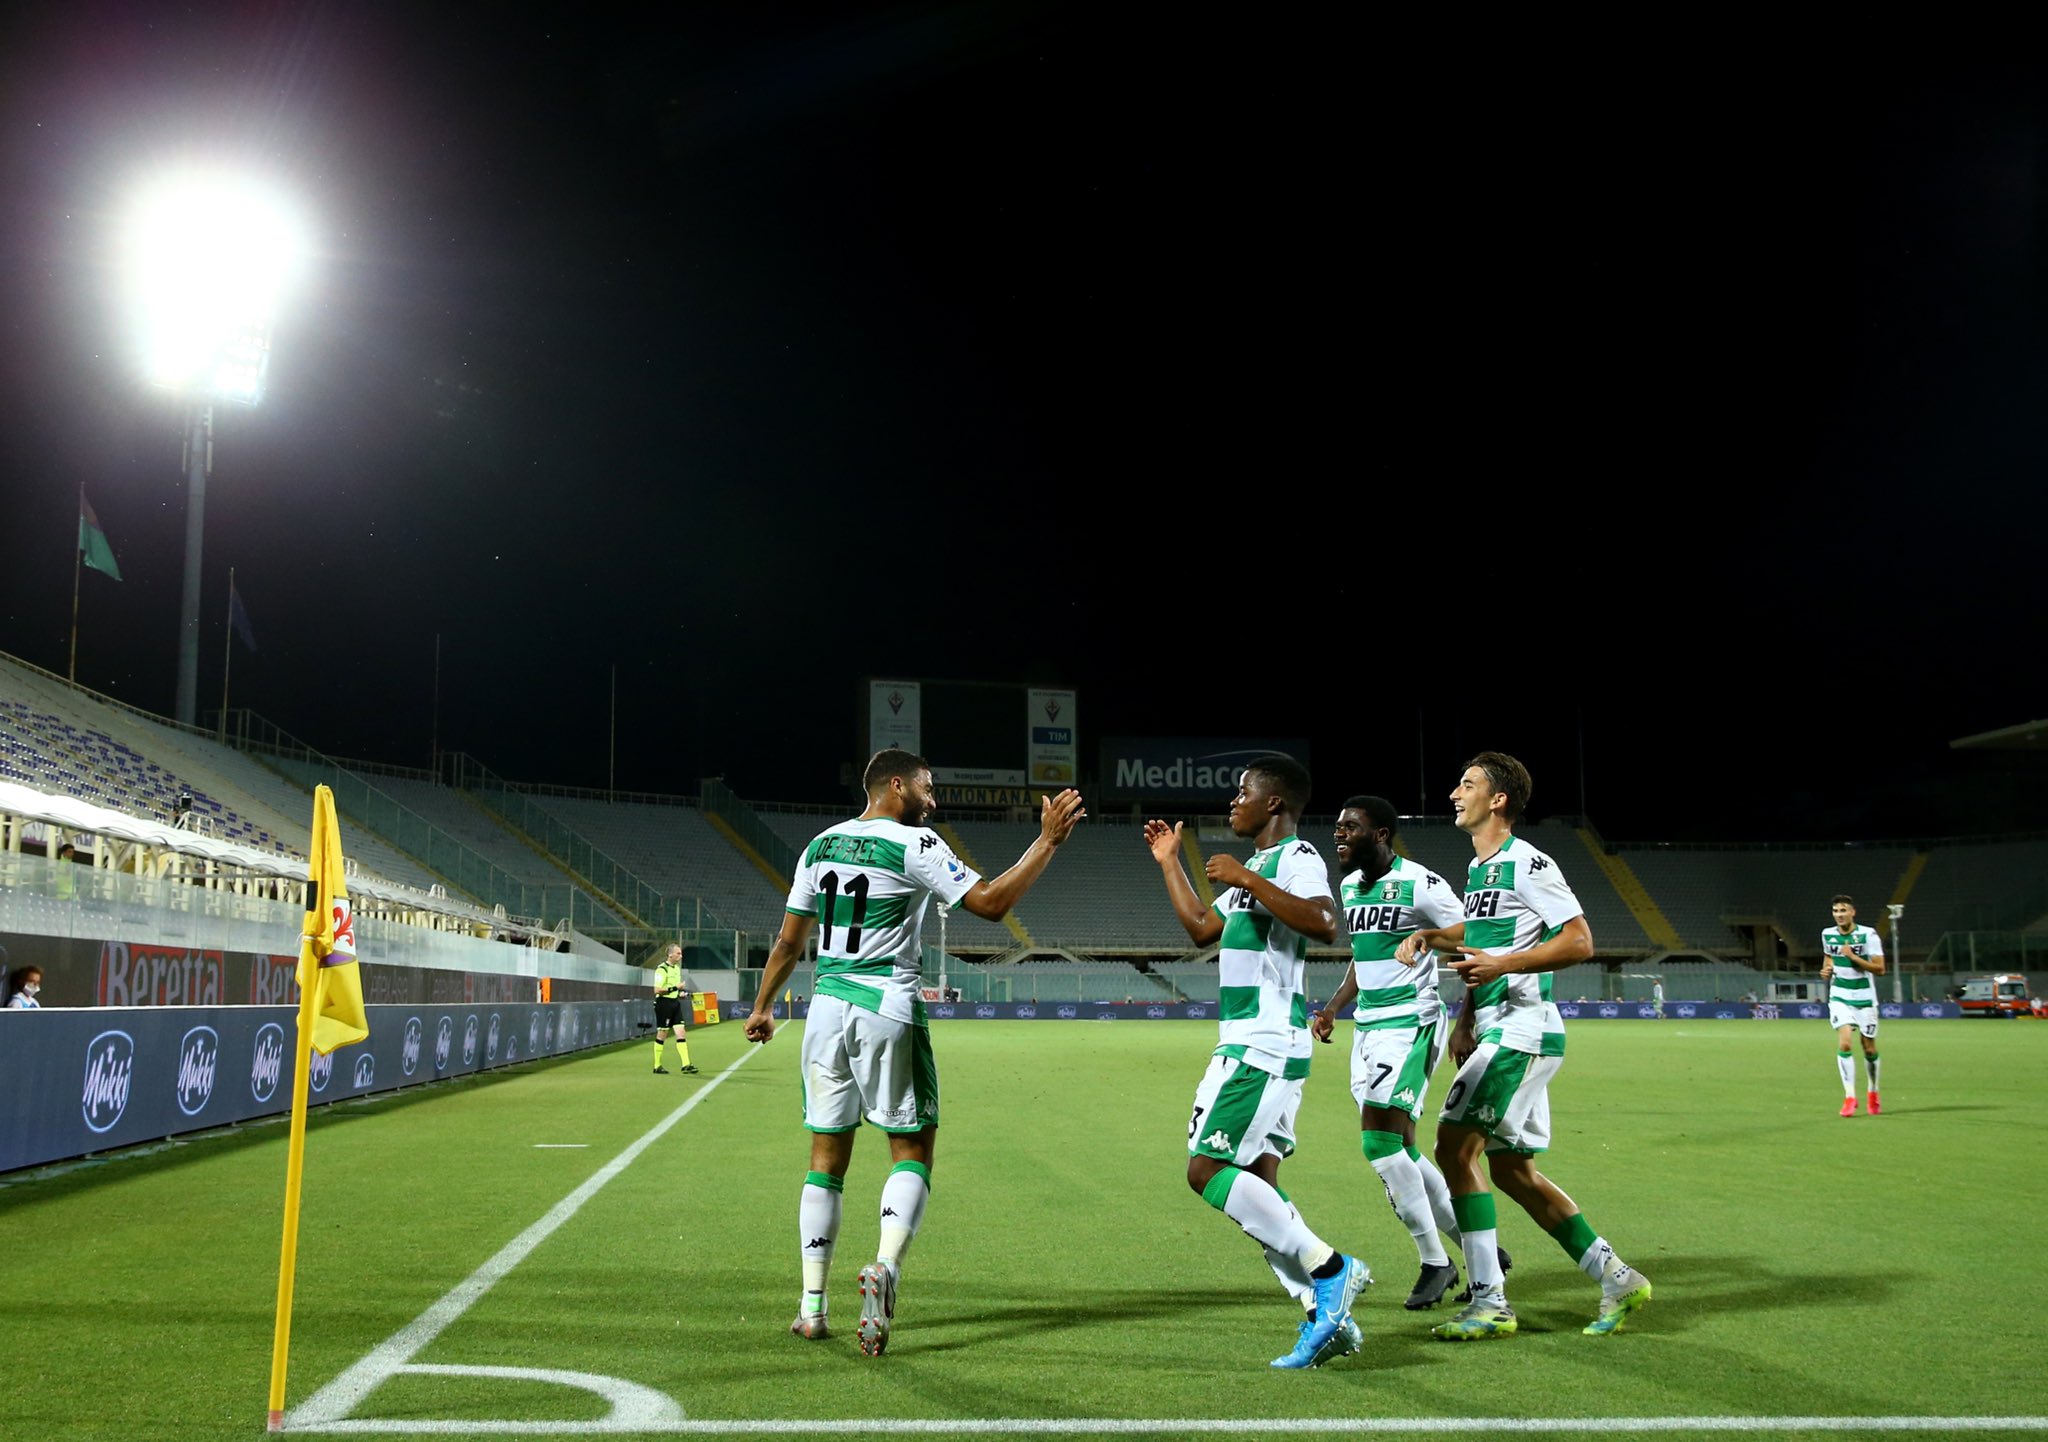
[863,747,930,794]
[1831,893,1855,907]
[1343,795,1400,837]
[1464,751,1532,824]
[1244,754,1311,815]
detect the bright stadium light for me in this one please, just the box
[119,168,307,727]
[123,170,306,405]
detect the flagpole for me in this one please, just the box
[267,902,321,1431]
[220,568,235,742]
[69,484,84,683]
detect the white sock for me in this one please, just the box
[876,1162,931,1276]
[1452,1194,1505,1303]
[1371,1151,1450,1267]
[1263,1245,1316,1313]
[1212,1169,1332,1271]
[1414,1148,1462,1245]
[799,1175,842,1311]
[1837,1052,1856,1097]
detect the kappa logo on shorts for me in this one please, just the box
[1394,1087,1416,1106]
[1203,1129,1234,1151]
[1476,1103,1499,1125]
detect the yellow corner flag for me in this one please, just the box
[302,784,368,1054]
[269,785,369,1431]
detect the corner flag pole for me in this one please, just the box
[266,918,320,1430]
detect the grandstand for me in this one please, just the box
[6,645,2045,994]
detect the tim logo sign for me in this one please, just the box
[175,1026,219,1117]
[82,1029,136,1133]
[251,1023,286,1103]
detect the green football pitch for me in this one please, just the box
[5,1019,2045,1442]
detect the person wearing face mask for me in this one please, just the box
[7,965,44,1008]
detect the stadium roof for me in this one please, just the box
[1950,720,2048,751]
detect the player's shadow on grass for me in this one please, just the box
[1497,1251,1900,1336]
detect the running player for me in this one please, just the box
[1143,755,1370,1370]
[746,749,1084,1355]
[1397,752,1652,1340]
[1821,894,1886,1115]
[1310,795,1500,1310]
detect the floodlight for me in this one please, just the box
[123,170,305,406]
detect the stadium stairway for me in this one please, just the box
[1571,825,1685,953]
[1890,850,1929,910]
[699,779,797,894]
[937,822,1034,950]
[1180,825,1218,910]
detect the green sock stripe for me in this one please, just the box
[1361,1130,1406,1162]
[1547,1211,1599,1263]
[1200,1167,1241,1212]
[804,1171,844,1193]
[1405,1145,1423,1162]
[1867,1053,1879,1061]
[1450,1192,1497,1234]
[1274,1186,1290,1204]
[1838,1050,1852,1057]
[888,1160,932,1188]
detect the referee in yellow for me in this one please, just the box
[652,943,698,1074]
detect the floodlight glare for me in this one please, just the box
[123,170,306,406]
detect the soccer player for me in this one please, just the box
[1396,752,1651,1340]
[1310,795,1495,1311]
[1143,755,1370,1370]
[650,944,697,1074]
[746,748,1085,1355]
[1821,894,1886,1115]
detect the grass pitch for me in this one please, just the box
[3,1018,2042,1442]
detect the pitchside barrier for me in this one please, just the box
[0,999,643,1174]
[722,998,1968,1022]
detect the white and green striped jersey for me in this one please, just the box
[1340,856,1465,1030]
[1209,836,1332,1080]
[1823,925,1884,1008]
[1460,835,1582,1056]
[786,817,980,1025]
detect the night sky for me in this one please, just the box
[2,5,2045,844]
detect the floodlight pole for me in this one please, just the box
[174,403,214,728]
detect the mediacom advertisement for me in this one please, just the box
[1098,737,1313,804]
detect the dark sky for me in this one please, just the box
[2,5,2045,843]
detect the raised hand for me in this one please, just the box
[1040,788,1087,845]
[1142,819,1183,865]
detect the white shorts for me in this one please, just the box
[1188,1052,1301,1167]
[1830,1001,1880,1038]
[1438,1040,1561,1154]
[799,992,938,1134]
[1348,1021,1445,1119]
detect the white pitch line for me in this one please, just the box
[288,1048,760,1429]
[291,1415,2048,1435]
[532,1144,589,1149]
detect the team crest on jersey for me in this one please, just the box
[1483,863,1503,887]
[1381,880,1400,902]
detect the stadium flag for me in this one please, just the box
[229,575,258,651]
[78,491,122,580]
[267,785,370,1431]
